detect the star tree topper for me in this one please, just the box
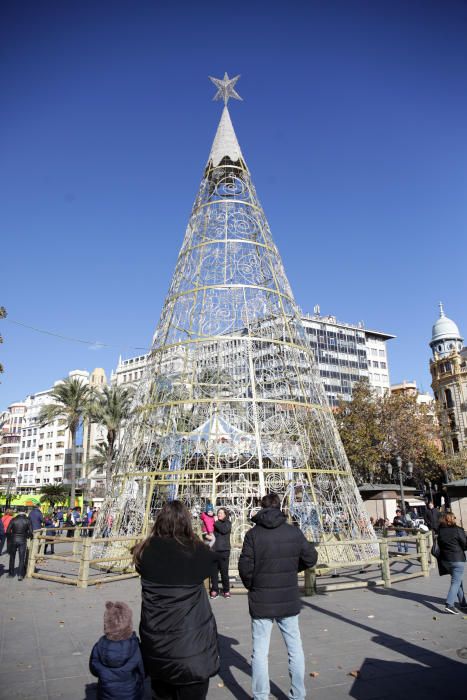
[209,72,243,105]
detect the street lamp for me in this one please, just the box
[387,457,413,517]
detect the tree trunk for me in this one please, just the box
[106,451,112,494]
[70,429,77,509]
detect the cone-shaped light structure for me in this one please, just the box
[96,83,377,563]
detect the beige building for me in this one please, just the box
[429,303,467,455]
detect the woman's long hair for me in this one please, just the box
[440,512,456,527]
[132,500,200,566]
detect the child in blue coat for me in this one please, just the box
[90,601,145,700]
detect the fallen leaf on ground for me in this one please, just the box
[217,682,224,688]
[348,670,360,678]
[10,617,15,621]
[309,672,319,678]
[367,615,375,619]
[432,616,438,620]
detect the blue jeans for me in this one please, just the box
[251,615,305,700]
[443,561,466,607]
[397,530,408,553]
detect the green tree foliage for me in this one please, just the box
[39,377,96,509]
[336,380,444,486]
[0,306,6,375]
[39,482,69,508]
[336,381,384,484]
[90,385,134,490]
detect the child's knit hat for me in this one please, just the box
[104,601,133,641]
[205,503,214,514]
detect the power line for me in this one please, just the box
[5,318,150,353]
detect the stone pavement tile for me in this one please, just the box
[0,653,42,671]
[41,653,87,675]
[2,680,48,700]
[47,675,94,699]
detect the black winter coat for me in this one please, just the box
[424,508,440,532]
[90,633,145,700]
[238,508,318,619]
[137,537,219,685]
[213,519,231,552]
[437,525,466,562]
[6,514,33,544]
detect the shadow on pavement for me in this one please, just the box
[218,634,287,700]
[302,601,466,699]
[368,584,444,614]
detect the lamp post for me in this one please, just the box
[387,457,413,517]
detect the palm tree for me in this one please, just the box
[91,385,134,490]
[39,482,69,509]
[39,377,96,508]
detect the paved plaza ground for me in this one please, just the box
[0,551,466,700]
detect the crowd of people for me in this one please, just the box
[1,496,466,699]
[0,503,100,578]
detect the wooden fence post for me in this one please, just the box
[379,538,391,588]
[72,527,81,556]
[26,533,40,578]
[304,568,316,596]
[77,538,91,588]
[419,533,429,577]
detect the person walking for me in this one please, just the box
[6,510,33,580]
[393,508,409,554]
[2,509,14,533]
[133,500,219,700]
[238,493,318,700]
[437,512,467,614]
[0,515,5,556]
[210,508,231,599]
[424,502,440,533]
[43,514,56,555]
[90,601,145,700]
[28,504,43,532]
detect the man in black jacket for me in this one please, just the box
[239,493,318,700]
[6,511,33,580]
[424,502,440,533]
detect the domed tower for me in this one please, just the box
[430,303,467,455]
[430,302,463,359]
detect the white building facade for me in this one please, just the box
[112,312,395,407]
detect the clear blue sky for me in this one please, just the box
[1,0,467,407]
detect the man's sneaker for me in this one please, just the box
[18,576,23,581]
[210,592,219,599]
[223,592,231,599]
[456,602,467,611]
[445,605,460,615]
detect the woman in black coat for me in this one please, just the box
[133,501,219,700]
[210,508,231,599]
[437,512,467,614]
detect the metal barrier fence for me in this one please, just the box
[25,526,434,591]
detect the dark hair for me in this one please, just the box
[261,493,281,509]
[132,500,200,566]
[217,507,230,520]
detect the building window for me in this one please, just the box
[445,388,454,409]
[452,437,459,453]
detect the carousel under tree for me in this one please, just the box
[95,74,377,563]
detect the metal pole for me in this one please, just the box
[398,465,406,517]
